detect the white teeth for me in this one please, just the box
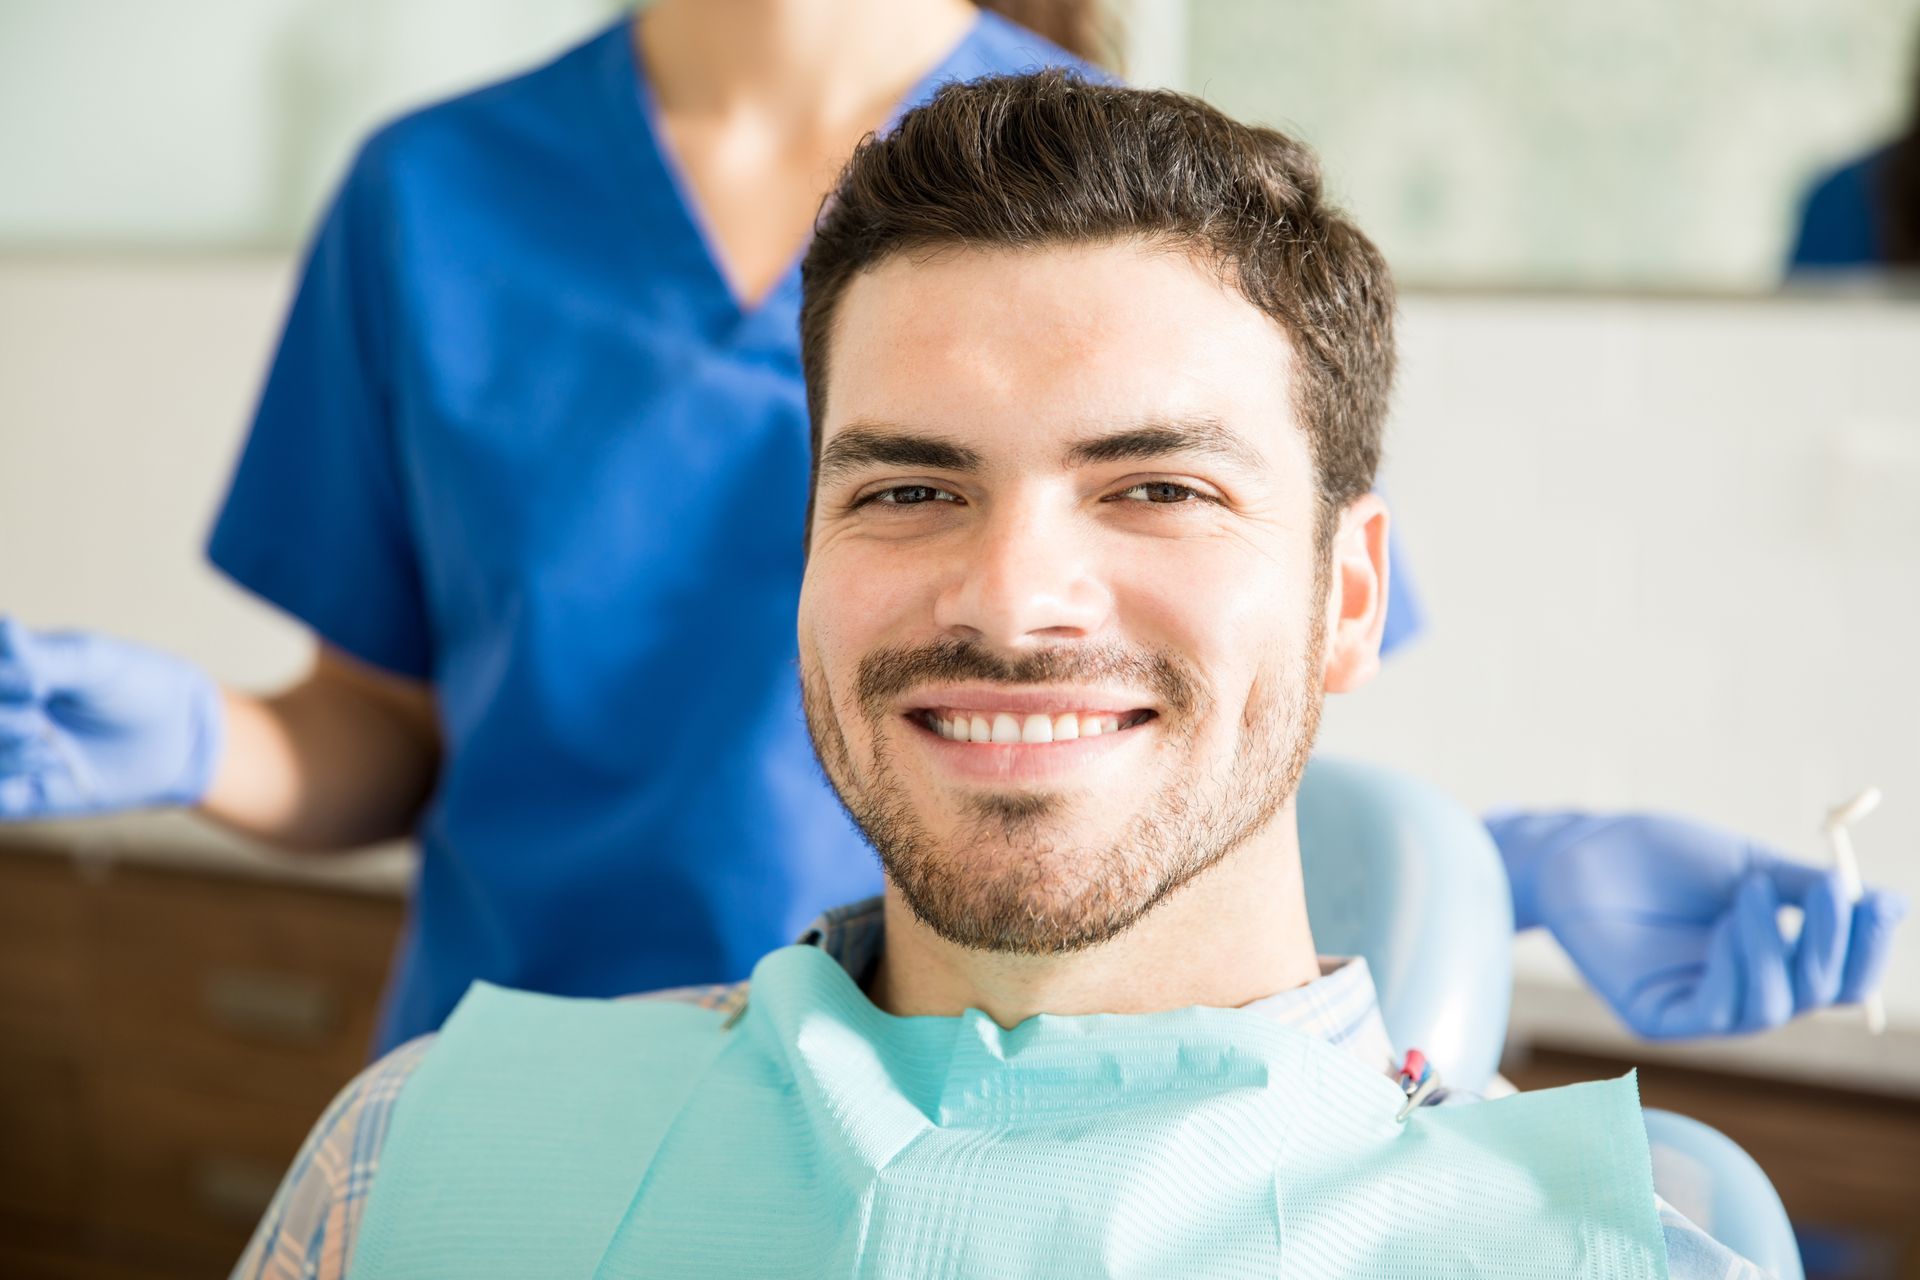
[927,709,1144,743]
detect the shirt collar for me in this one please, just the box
[795,896,1398,1076]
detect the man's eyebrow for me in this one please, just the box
[815,426,984,484]
[1063,417,1268,473]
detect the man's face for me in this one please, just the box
[800,240,1371,955]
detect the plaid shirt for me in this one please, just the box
[232,897,1765,1279]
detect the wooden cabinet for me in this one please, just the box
[0,847,404,1278]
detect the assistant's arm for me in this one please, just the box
[0,619,439,852]
[1489,809,1906,1039]
[201,642,440,850]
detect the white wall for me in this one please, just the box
[2,257,1917,1044]
[0,1,624,249]
[0,257,311,686]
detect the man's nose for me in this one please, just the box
[932,504,1113,647]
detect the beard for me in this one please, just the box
[801,616,1326,957]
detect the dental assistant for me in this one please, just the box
[0,0,1904,1054]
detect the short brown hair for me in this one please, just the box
[799,70,1396,534]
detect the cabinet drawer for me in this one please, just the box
[88,866,402,1104]
[0,849,407,1277]
[91,1070,325,1268]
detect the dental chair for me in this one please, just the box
[1297,757,1804,1280]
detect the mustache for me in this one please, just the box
[854,637,1204,720]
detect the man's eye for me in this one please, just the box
[1113,481,1208,505]
[862,484,962,508]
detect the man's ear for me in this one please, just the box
[1320,493,1391,694]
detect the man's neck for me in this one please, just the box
[868,814,1323,1028]
[639,0,980,131]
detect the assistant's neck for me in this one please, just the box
[638,0,980,130]
[868,811,1323,1029]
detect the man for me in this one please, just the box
[236,72,1762,1278]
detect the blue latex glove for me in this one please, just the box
[0,617,225,818]
[1491,810,1909,1040]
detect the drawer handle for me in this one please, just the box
[201,970,339,1043]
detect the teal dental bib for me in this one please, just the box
[350,945,1668,1278]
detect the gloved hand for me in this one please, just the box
[1490,810,1909,1040]
[0,617,225,818]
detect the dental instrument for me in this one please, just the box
[1823,787,1885,1035]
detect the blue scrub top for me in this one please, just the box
[1788,147,1889,270]
[210,13,1425,1052]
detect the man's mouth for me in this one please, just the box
[909,708,1158,744]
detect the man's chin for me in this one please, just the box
[881,833,1169,956]
[895,882,1152,956]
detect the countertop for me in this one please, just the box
[0,812,414,896]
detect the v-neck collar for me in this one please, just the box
[607,10,989,324]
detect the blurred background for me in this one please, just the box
[1,0,1917,1275]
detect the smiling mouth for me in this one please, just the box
[909,708,1158,744]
